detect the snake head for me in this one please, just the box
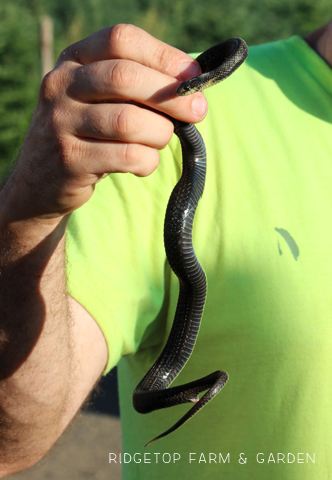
[176,81,193,96]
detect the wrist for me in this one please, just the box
[0,172,69,243]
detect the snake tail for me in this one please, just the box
[145,371,229,447]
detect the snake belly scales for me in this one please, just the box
[132,38,248,446]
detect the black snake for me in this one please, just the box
[133,38,248,446]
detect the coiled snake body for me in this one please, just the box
[133,38,248,446]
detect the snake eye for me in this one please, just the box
[177,83,190,96]
[177,83,191,96]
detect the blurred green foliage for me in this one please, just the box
[0,1,39,177]
[0,0,331,177]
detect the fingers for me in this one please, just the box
[69,59,207,123]
[73,102,174,150]
[53,100,171,179]
[23,24,210,219]
[61,135,160,178]
[53,22,207,134]
[57,24,200,81]
[14,24,209,219]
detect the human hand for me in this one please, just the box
[5,24,207,223]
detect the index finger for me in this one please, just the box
[57,24,201,81]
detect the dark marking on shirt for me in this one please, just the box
[275,228,299,261]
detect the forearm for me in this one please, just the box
[0,178,73,476]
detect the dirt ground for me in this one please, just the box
[8,369,122,480]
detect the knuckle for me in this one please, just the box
[109,24,137,51]
[121,144,159,176]
[57,42,75,61]
[57,135,83,171]
[162,120,174,147]
[57,135,74,164]
[112,105,139,139]
[40,69,61,102]
[113,105,130,138]
[87,109,107,137]
[40,65,72,103]
[137,149,159,176]
[152,45,180,75]
[121,143,140,169]
[108,61,135,93]
[46,101,73,139]
[56,38,82,65]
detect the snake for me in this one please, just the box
[132,38,249,447]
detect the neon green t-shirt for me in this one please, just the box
[66,36,332,479]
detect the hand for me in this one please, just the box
[6,24,207,222]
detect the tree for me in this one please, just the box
[0,1,39,178]
[133,0,332,51]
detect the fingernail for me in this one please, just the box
[192,95,208,117]
[179,61,201,81]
